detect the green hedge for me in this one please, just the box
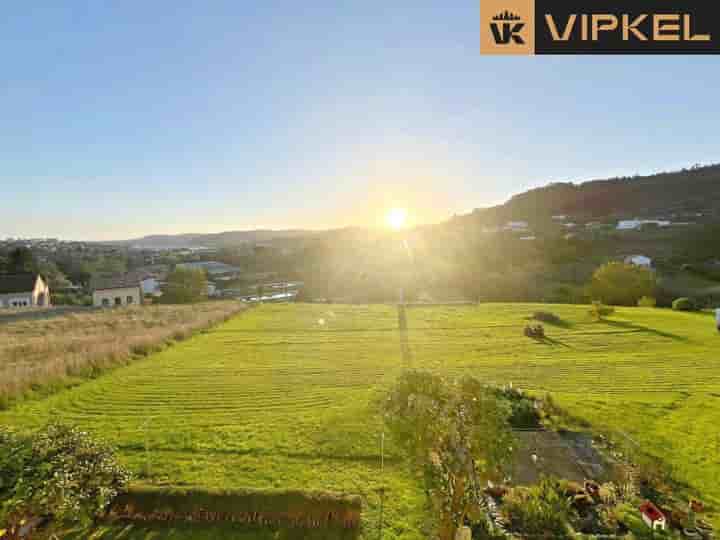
[108,486,362,529]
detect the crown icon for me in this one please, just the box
[492,10,523,21]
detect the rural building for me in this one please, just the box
[625,255,653,268]
[0,273,51,308]
[504,221,529,232]
[91,274,142,308]
[140,276,162,296]
[617,219,671,231]
[639,501,666,531]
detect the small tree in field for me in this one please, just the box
[589,262,656,306]
[161,268,208,304]
[384,371,515,540]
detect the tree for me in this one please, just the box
[38,261,71,289]
[589,262,656,306]
[383,371,515,540]
[161,268,208,304]
[6,247,37,274]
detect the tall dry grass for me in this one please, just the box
[0,302,247,407]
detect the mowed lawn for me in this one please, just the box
[2,303,719,538]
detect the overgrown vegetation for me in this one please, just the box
[383,371,515,540]
[0,301,246,407]
[0,423,130,538]
[503,477,572,538]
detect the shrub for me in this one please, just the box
[524,324,545,339]
[637,296,657,308]
[533,311,561,324]
[509,398,541,429]
[0,423,131,536]
[494,387,541,428]
[589,301,614,321]
[672,297,696,311]
[503,477,572,538]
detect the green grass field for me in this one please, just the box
[2,303,719,538]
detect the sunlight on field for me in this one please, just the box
[2,303,719,538]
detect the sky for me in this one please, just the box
[1,2,719,241]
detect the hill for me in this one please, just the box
[3,303,719,538]
[108,163,720,250]
[115,229,318,249]
[464,163,720,224]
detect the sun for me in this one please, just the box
[386,208,407,230]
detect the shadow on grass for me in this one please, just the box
[600,319,690,343]
[526,316,575,330]
[540,336,572,348]
[527,333,572,348]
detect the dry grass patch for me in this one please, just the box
[0,302,247,406]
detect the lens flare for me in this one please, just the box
[386,208,407,230]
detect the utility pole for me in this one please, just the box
[378,431,385,540]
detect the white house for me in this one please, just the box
[617,219,671,231]
[625,255,653,268]
[140,276,162,296]
[640,501,666,531]
[0,274,51,309]
[504,221,529,232]
[207,282,219,297]
[91,274,143,308]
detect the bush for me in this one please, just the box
[533,311,561,324]
[494,387,541,428]
[0,423,131,536]
[589,301,614,321]
[672,297,696,311]
[637,296,657,308]
[524,324,545,339]
[503,477,572,538]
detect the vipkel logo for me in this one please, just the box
[490,11,526,45]
[480,0,720,55]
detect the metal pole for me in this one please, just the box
[378,431,385,540]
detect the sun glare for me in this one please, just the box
[386,208,407,230]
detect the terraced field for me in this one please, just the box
[2,303,719,538]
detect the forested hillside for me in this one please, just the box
[468,163,720,223]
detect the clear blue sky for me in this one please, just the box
[2,2,719,240]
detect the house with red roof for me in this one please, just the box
[640,501,666,531]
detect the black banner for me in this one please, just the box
[535,0,720,54]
